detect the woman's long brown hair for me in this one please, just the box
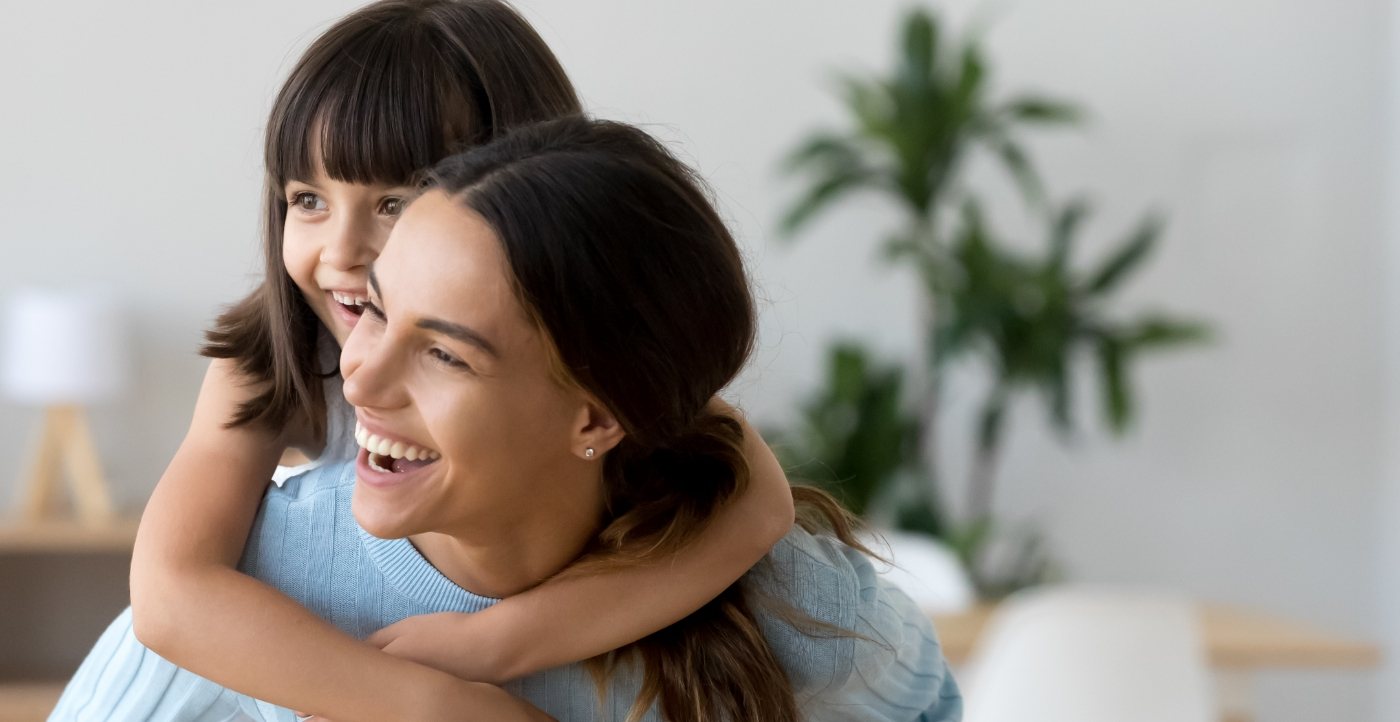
[429,116,878,722]
[202,0,581,442]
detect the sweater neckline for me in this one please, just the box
[358,526,501,613]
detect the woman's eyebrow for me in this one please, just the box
[368,267,501,359]
[418,318,501,358]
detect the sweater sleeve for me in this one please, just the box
[760,528,964,722]
[46,607,291,722]
[808,570,963,721]
[45,464,356,722]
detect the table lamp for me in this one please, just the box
[1,289,131,525]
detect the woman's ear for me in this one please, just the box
[572,393,626,460]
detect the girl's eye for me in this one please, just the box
[379,197,405,217]
[429,347,471,372]
[290,192,327,212]
[361,300,386,322]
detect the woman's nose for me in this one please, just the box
[341,325,407,411]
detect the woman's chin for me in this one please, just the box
[351,489,418,539]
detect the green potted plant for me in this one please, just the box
[777,8,1208,598]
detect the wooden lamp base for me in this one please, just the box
[18,405,115,524]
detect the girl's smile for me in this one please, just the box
[327,289,371,331]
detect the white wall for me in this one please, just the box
[1378,0,1400,718]
[0,1,1390,718]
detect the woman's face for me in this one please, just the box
[339,190,603,543]
[282,165,415,345]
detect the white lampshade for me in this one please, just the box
[1,289,131,405]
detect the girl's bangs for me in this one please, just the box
[268,27,473,187]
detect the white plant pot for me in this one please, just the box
[861,527,976,614]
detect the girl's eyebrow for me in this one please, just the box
[368,267,501,359]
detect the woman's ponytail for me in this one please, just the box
[594,409,747,561]
[573,408,803,722]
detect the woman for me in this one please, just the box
[52,117,962,722]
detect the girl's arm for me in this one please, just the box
[128,360,543,722]
[366,398,795,683]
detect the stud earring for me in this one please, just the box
[585,447,596,459]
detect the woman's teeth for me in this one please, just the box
[332,291,368,307]
[355,422,441,464]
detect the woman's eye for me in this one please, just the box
[379,197,405,217]
[429,347,471,371]
[362,300,386,321]
[290,192,327,212]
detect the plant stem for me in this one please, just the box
[968,385,1009,523]
[917,364,943,509]
[914,217,944,520]
[968,445,998,525]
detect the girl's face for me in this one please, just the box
[340,190,610,544]
[282,166,415,345]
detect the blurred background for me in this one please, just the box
[0,1,1395,720]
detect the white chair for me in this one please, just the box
[961,585,1216,722]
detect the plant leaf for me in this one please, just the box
[779,167,879,235]
[1086,214,1162,295]
[1096,337,1131,432]
[836,74,893,137]
[1043,351,1073,434]
[1121,316,1211,350]
[953,43,986,122]
[976,392,1008,454]
[782,132,862,173]
[947,516,996,569]
[898,9,938,93]
[1001,96,1083,125]
[1048,198,1091,273]
[994,138,1044,208]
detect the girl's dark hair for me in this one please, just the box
[428,116,868,722]
[203,0,581,440]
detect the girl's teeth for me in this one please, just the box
[354,422,441,463]
[332,291,368,306]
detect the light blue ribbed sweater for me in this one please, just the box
[50,462,962,721]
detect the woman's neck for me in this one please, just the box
[409,469,605,599]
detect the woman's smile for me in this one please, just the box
[354,419,441,487]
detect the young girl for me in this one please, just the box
[125,1,793,718]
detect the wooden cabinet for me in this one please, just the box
[0,518,138,721]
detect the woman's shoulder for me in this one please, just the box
[749,527,964,721]
[751,525,880,625]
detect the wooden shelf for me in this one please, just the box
[0,681,64,721]
[931,601,1382,669]
[0,517,140,553]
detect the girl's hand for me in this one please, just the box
[368,612,509,683]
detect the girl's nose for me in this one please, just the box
[320,213,378,271]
